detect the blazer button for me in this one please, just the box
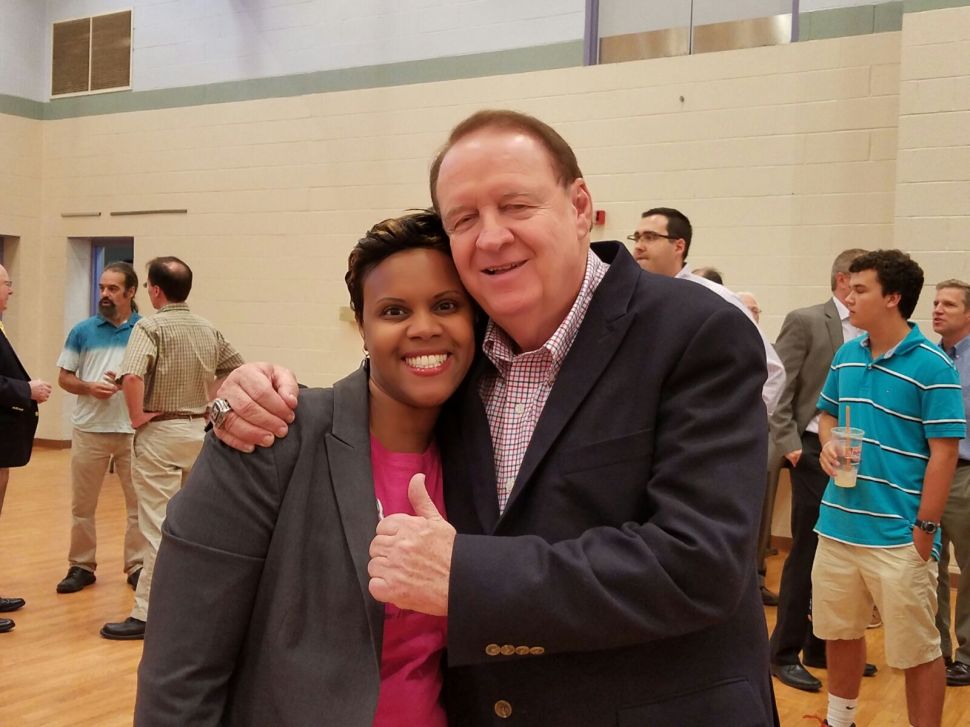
[485,644,501,656]
[529,646,545,655]
[494,700,513,719]
[500,644,515,656]
[514,646,530,655]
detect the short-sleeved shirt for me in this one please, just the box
[57,314,141,433]
[119,303,243,413]
[815,323,966,558]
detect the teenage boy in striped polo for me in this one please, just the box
[811,250,966,727]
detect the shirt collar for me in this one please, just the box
[482,249,609,371]
[97,311,139,329]
[157,302,190,313]
[945,332,970,358]
[833,296,851,321]
[861,322,924,359]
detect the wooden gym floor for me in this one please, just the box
[2,446,970,726]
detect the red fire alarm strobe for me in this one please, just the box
[594,209,606,226]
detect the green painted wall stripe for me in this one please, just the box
[874,2,906,31]
[1,40,583,122]
[0,94,45,120]
[4,0,970,122]
[904,0,970,12]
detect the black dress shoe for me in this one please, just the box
[126,568,142,591]
[0,617,14,633]
[0,596,25,612]
[100,617,145,640]
[57,566,96,593]
[946,661,970,687]
[770,663,822,692]
[802,654,878,677]
[760,586,780,607]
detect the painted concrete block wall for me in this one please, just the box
[0,1,48,100]
[0,112,44,421]
[39,0,585,99]
[26,29,913,440]
[894,5,970,291]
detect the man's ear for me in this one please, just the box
[674,238,686,260]
[570,178,594,233]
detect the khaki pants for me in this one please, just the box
[68,429,146,575]
[813,536,940,670]
[130,419,205,622]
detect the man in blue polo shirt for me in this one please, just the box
[55,262,147,594]
[812,250,966,727]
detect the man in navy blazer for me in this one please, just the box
[218,111,778,725]
[0,264,52,632]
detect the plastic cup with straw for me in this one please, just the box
[832,405,864,488]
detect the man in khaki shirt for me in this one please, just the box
[101,256,243,640]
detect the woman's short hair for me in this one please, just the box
[345,210,451,325]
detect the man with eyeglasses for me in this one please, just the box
[0,264,53,633]
[630,207,784,411]
[630,207,786,608]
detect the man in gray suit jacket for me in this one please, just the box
[768,248,868,692]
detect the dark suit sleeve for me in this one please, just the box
[0,334,31,408]
[447,306,768,664]
[134,432,289,726]
[769,309,811,456]
[0,374,30,408]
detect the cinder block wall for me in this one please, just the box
[2,9,969,443]
[894,6,970,274]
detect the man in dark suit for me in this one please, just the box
[0,264,52,632]
[216,111,778,725]
[767,248,871,692]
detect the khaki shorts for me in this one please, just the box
[811,535,941,669]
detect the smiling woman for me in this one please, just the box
[134,210,476,727]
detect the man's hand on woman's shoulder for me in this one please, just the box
[213,362,300,453]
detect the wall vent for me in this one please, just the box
[52,10,131,97]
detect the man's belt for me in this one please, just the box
[150,411,206,423]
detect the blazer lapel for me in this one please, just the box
[823,299,843,355]
[326,369,384,660]
[500,244,638,519]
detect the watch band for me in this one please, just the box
[913,518,940,534]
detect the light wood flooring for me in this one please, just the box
[2,446,970,726]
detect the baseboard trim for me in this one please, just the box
[34,439,71,449]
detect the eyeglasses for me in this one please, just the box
[627,231,677,244]
[1,281,11,288]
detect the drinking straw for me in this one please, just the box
[845,405,851,432]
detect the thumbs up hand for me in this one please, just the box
[368,473,455,616]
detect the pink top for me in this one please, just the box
[370,436,448,727]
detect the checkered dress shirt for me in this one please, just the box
[119,303,244,413]
[480,250,609,512]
